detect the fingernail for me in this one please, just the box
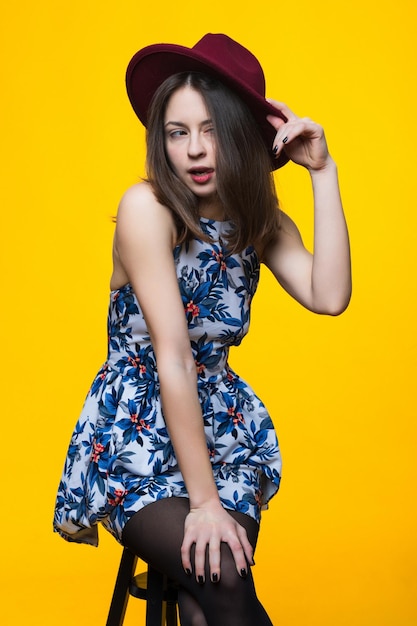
[240,568,247,579]
[198,575,205,585]
[282,136,288,144]
[211,572,218,583]
[184,568,191,576]
[272,145,278,154]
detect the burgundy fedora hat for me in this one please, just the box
[126,33,288,169]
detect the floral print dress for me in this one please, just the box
[54,218,282,546]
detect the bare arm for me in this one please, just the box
[263,102,352,315]
[113,183,253,582]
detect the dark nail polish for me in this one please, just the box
[211,572,219,583]
[282,136,288,144]
[272,145,278,154]
[185,568,191,576]
[198,575,205,585]
[240,568,247,579]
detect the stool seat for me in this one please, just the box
[106,548,178,626]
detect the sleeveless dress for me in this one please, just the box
[53,218,282,546]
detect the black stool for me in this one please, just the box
[106,548,178,626]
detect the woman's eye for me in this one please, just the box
[170,129,186,138]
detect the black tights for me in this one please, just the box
[122,497,273,626]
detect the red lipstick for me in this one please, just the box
[188,167,214,184]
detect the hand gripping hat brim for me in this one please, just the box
[126,33,289,170]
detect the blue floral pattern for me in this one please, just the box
[54,218,282,546]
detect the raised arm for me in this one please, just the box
[112,183,253,582]
[263,102,352,315]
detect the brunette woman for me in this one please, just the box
[54,34,351,626]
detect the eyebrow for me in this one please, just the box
[164,119,213,127]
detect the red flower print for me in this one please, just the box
[99,364,109,380]
[212,250,226,271]
[108,489,127,506]
[227,406,245,425]
[127,356,147,374]
[91,441,105,463]
[136,419,151,433]
[185,301,200,318]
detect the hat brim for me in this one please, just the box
[126,43,289,170]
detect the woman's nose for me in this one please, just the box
[188,133,206,158]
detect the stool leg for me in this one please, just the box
[106,548,137,626]
[165,600,178,626]
[146,566,166,626]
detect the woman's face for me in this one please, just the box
[164,86,218,206]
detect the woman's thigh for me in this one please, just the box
[121,498,270,626]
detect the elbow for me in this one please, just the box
[157,350,197,380]
[324,301,350,316]
[316,291,352,316]
[311,276,352,316]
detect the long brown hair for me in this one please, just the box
[146,72,280,254]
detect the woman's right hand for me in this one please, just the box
[181,500,254,583]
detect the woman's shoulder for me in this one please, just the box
[116,182,176,242]
[118,181,168,217]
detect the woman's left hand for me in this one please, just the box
[267,100,331,171]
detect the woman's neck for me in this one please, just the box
[198,195,225,221]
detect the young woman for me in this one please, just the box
[54,34,351,625]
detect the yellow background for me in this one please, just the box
[1,1,416,624]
